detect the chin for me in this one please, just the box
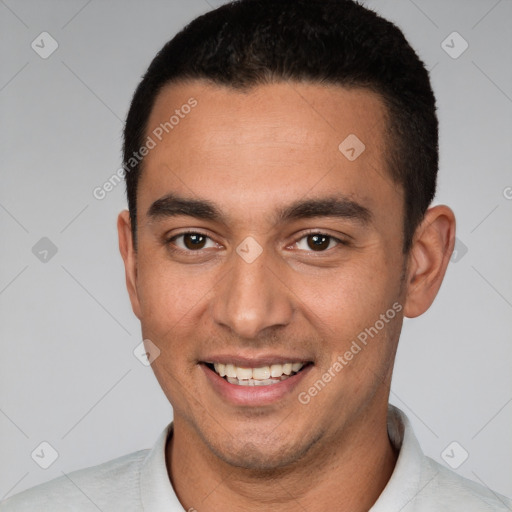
[203,426,324,473]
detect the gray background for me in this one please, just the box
[1,0,511,502]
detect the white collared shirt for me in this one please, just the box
[1,405,510,511]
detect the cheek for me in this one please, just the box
[304,254,397,315]
[296,252,403,359]
[134,250,219,379]
[136,257,206,406]
[136,250,206,330]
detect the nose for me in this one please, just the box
[211,241,294,340]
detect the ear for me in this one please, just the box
[403,205,456,318]
[117,210,142,320]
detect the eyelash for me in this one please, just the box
[164,229,348,256]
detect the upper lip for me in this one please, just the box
[201,355,313,367]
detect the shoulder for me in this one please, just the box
[0,449,149,512]
[417,455,512,511]
[382,405,512,511]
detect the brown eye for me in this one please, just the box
[182,233,207,250]
[294,233,343,253]
[307,234,331,251]
[168,232,216,252]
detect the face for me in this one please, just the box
[121,81,410,470]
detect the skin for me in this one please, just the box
[118,81,455,511]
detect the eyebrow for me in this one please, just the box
[146,193,372,226]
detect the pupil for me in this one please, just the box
[308,234,329,251]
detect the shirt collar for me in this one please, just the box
[370,404,426,511]
[139,422,182,511]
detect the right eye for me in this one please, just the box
[166,231,218,252]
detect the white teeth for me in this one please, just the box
[270,364,283,378]
[254,378,275,386]
[226,377,281,386]
[225,364,237,378]
[212,362,305,385]
[236,367,253,380]
[252,366,271,380]
[216,363,226,377]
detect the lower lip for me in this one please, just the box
[201,363,312,406]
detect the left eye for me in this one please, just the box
[295,233,341,252]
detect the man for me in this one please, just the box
[2,0,510,510]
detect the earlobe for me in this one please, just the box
[117,210,142,319]
[403,205,456,318]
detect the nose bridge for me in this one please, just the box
[212,241,294,339]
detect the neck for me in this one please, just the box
[166,401,398,511]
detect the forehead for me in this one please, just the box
[148,80,388,149]
[138,81,399,222]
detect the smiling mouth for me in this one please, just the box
[204,362,311,386]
